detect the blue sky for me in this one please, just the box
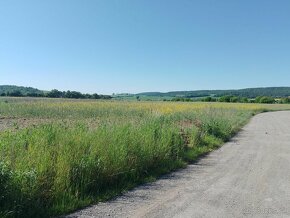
[1,0,290,94]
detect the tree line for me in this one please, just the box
[0,89,112,100]
[170,95,290,104]
[139,87,290,98]
[202,95,290,104]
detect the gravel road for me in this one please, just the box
[67,111,290,218]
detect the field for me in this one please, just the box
[1,97,290,217]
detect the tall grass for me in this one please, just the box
[1,98,289,217]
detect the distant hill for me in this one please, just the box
[138,87,290,98]
[0,85,111,99]
[2,85,290,99]
[0,85,44,96]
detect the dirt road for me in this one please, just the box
[67,111,290,218]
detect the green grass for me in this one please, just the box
[1,98,289,217]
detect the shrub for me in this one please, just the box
[218,95,232,102]
[259,96,275,104]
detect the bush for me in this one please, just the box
[218,96,232,102]
[240,97,249,103]
[230,96,239,103]
[281,97,290,104]
[201,96,216,102]
[259,96,275,104]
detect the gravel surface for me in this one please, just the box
[67,111,290,218]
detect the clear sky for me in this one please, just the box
[1,0,290,94]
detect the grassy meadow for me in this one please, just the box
[1,97,290,217]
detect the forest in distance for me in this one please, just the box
[2,85,290,101]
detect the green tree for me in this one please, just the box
[259,96,275,104]
[91,93,100,99]
[202,96,214,102]
[219,95,231,102]
[47,89,63,98]
[240,97,249,103]
[10,91,23,97]
[281,97,290,104]
[230,96,239,103]
[255,96,263,103]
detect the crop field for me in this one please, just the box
[1,97,290,217]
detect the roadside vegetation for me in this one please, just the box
[1,98,290,217]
